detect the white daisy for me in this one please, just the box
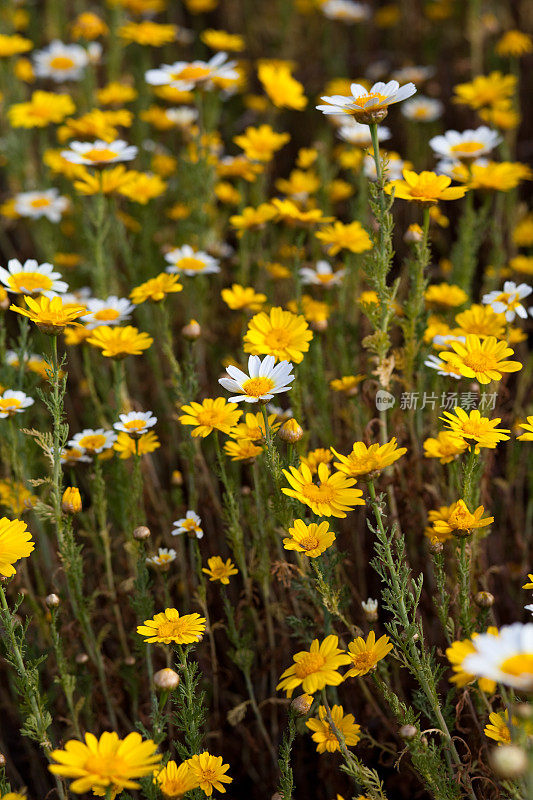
[401,96,444,122]
[61,447,92,466]
[164,107,199,127]
[172,510,203,539]
[391,65,435,84]
[146,548,177,569]
[146,52,238,90]
[432,333,466,349]
[219,354,295,404]
[266,404,293,421]
[299,260,345,287]
[429,127,501,161]
[317,80,416,120]
[0,259,68,297]
[114,411,157,437]
[364,152,406,181]
[33,40,89,82]
[321,0,371,23]
[482,282,532,322]
[462,622,533,691]
[81,296,134,329]
[69,428,117,454]
[424,354,461,378]
[61,139,138,166]
[0,390,34,419]
[337,121,391,145]
[165,244,220,276]
[525,604,533,617]
[14,189,69,223]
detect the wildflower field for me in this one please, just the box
[1,0,533,798]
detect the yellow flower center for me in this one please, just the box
[450,140,484,154]
[83,752,126,778]
[301,482,335,503]
[499,654,533,677]
[353,92,387,108]
[197,409,224,427]
[264,327,292,350]
[172,65,211,81]
[495,292,520,310]
[78,434,107,451]
[241,376,275,397]
[83,148,120,162]
[8,272,53,293]
[462,350,497,373]
[30,197,51,208]
[449,506,475,529]
[157,618,192,639]
[294,652,326,678]
[349,651,374,671]
[0,398,22,411]
[49,55,76,70]
[176,256,206,272]
[124,419,146,431]
[93,308,120,321]
[299,535,320,551]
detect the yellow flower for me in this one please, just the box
[454,304,506,339]
[466,161,532,192]
[155,760,199,798]
[49,731,161,794]
[223,439,263,461]
[0,34,32,57]
[0,480,37,515]
[386,169,468,203]
[216,155,263,182]
[179,398,242,438]
[117,172,167,204]
[522,574,533,590]
[276,169,320,199]
[344,631,393,678]
[137,608,206,644]
[510,255,533,276]
[425,283,468,308]
[432,499,493,538]
[97,82,138,106]
[58,109,132,143]
[316,221,373,255]
[484,711,511,745]
[277,635,351,697]
[453,72,516,109]
[332,438,407,479]
[517,416,533,442]
[233,125,290,162]
[221,284,266,312]
[288,295,330,326]
[62,487,82,514]
[282,462,364,518]
[513,214,533,247]
[283,519,336,557]
[214,181,241,205]
[258,63,307,110]
[10,295,85,335]
[300,448,333,475]
[496,30,533,58]
[184,0,218,11]
[119,21,177,46]
[201,29,245,52]
[244,306,312,364]
[130,273,182,304]
[0,517,34,577]
[271,198,332,227]
[202,556,239,584]
[446,630,498,693]
[73,165,135,196]
[114,431,160,459]
[229,411,281,442]
[8,91,75,128]
[439,334,522,384]
[306,705,361,753]
[229,203,277,236]
[186,752,232,796]
[329,375,365,395]
[87,326,153,358]
[423,432,468,464]
[441,407,511,450]
[479,102,520,131]
[71,12,109,39]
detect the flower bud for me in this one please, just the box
[182,319,201,340]
[490,745,528,779]
[45,593,60,608]
[154,667,180,691]
[429,539,444,554]
[404,223,423,244]
[474,591,494,608]
[362,597,378,622]
[0,753,6,767]
[399,724,418,741]
[311,318,328,332]
[278,418,303,443]
[291,693,313,716]
[133,525,151,540]
[62,486,82,514]
[172,469,183,486]
[123,656,136,667]
[75,653,89,665]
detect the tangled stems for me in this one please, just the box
[90,187,111,298]
[158,301,185,404]
[276,707,297,800]
[213,432,249,588]
[456,447,481,637]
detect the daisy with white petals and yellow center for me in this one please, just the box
[165,245,220,276]
[219,354,295,404]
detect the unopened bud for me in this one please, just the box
[62,486,82,514]
[291,694,313,715]
[490,745,528,779]
[271,794,283,800]
[154,668,180,690]
[399,724,417,741]
[123,656,136,667]
[0,753,6,767]
[45,593,60,608]
[182,319,201,340]
[133,525,151,540]
[172,469,183,486]
[513,702,533,721]
[278,418,303,443]
[404,223,423,244]
[474,591,494,608]
[311,318,328,332]
[75,653,89,665]
[241,485,251,496]
[429,539,444,555]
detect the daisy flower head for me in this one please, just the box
[81,296,134,328]
[0,390,34,419]
[454,304,506,339]
[114,410,157,438]
[61,140,138,167]
[202,555,238,584]
[429,127,502,162]
[277,635,351,697]
[69,428,117,454]
[440,407,510,451]
[10,295,85,334]
[233,125,290,162]
[0,258,68,298]
[386,169,468,203]
[423,431,468,464]
[146,53,238,91]
[8,91,76,129]
[146,548,177,570]
[283,519,336,557]
[424,354,462,378]
[186,752,232,796]
[130,273,183,304]
[179,398,242,438]
[87,326,153,358]
[331,438,407,479]
[257,62,307,110]
[306,705,361,754]
[61,447,92,466]
[219,354,295,404]
[344,631,393,678]
[299,260,345,288]
[432,499,493,538]
[155,760,198,798]
[137,608,206,645]
[482,281,532,322]
[165,245,220,276]
[282,462,364,518]
[401,96,444,122]
[438,335,522,384]
[317,80,416,124]
[172,511,203,539]
[315,220,373,255]
[0,517,35,577]
[49,731,161,794]
[462,623,533,691]
[321,0,371,23]
[446,631,498,693]
[221,284,266,312]
[14,189,69,222]
[33,40,89,82]
[516,417,533,442]
[114,431,160,459]
[244,307,312,364]
[484,711,512,745]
